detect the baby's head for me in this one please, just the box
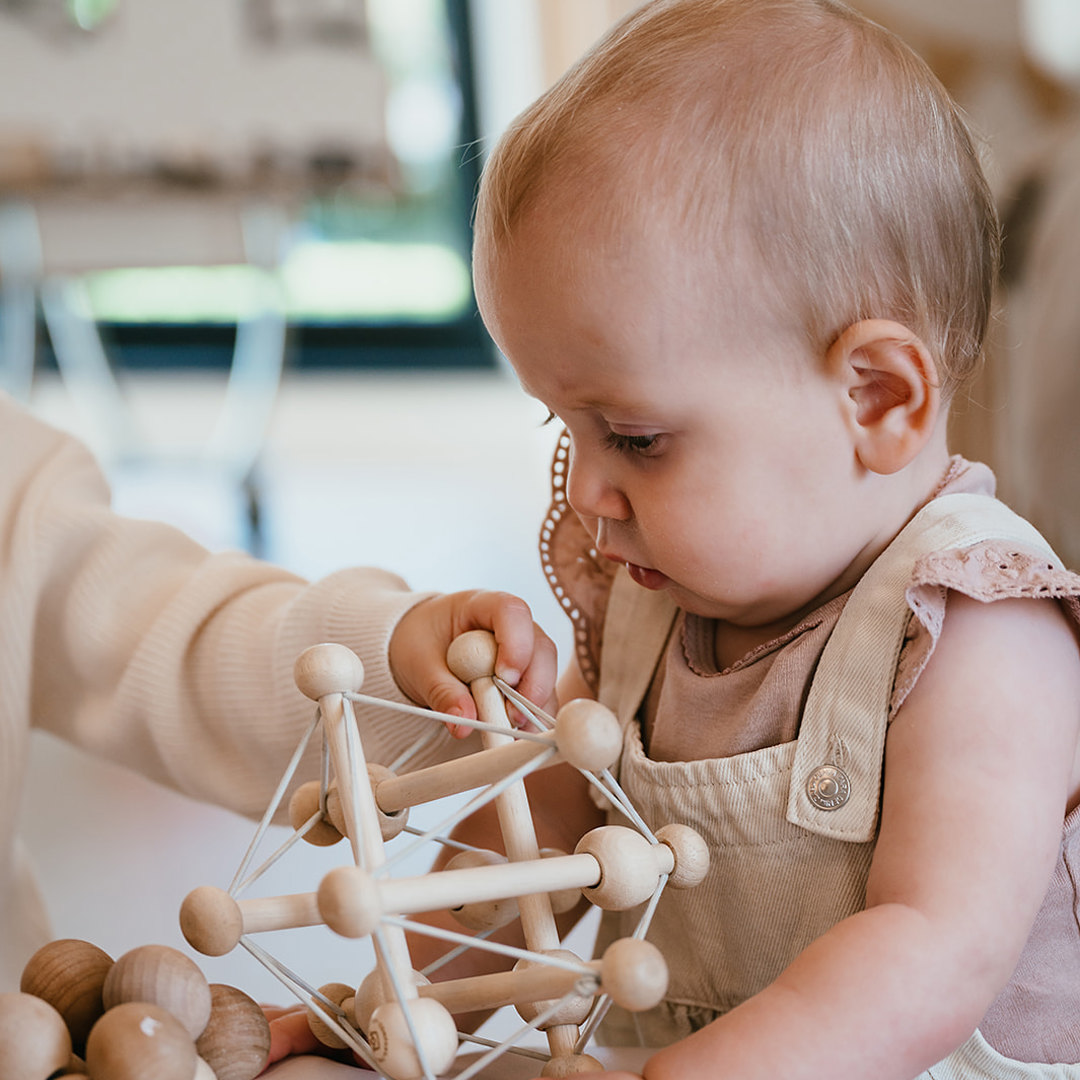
[474,0,999,401]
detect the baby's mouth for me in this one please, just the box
[625,562,670,591]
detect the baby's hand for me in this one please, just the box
[262,1004,369,1070]
[389,590,558,738]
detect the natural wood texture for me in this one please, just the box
[444,848,520,932]
[293,643,366,702]
[102,944,212,1041]
[306,983,355,1050]
[180,885,245,957]
[195,983,271,1080]
[0,991,72,1080]
[446,630,580,1068]
[289,780,345,847]
[85,1001,197,1080]
[654,823,711,890]
[375,735,555,813]
[19,938,113,1055]
[365,998,459,1080]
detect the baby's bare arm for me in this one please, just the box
[637,594,1080,1080]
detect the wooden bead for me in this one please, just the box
[180,886,244,957]
[103,944,212,1040]
[293,643,365,701]
[540,1052,606,1077]
[195,984,270,1080]
[0,991,72,1080]
[85,1001,197,1080]
[445,630,497,684]
[599,938,668,1012]
[655,823,710,889]
[367,998,458,1080]
[317,865,381,938]
[288,780,343,847]
[353,970,428,1033]
[366,763,410,841]
[513,950,592,1027]
[20,938,113,1055]
[307,982,355,1049]
[574,826,662,910]
[445,849,519,932]
[554,699,622,773]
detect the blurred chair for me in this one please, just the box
[0,188,291,554]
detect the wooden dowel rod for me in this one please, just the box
[449,630,583,1062]
[375,733,556,814]
[385,853,600,916]
[417,961,600,1015]
[322,693,416,1000]
[240,893,322,934]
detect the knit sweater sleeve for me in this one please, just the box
[4,396,459,820]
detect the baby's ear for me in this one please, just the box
[828,319,941,475]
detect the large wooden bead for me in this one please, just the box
[180,886,244,957]
[288,780,343,847]
[554,699,622,773]
[103,944,212,1040]
[655,823,710,889]
[293,643,365,701]
[445,630,497,684]
[513,950,592,1027]
[195,984,271,1080]
[20,938,113,1055]
[445,849,518,932]
[574,826,663,910]
[366,998,458,1080]
[541,1052,606,1077]
[353,970,428,1034]
[0,991,72,1080]
[599,938,668,1012]
[85,1001,197,1080]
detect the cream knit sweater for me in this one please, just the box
[0,393,454,988]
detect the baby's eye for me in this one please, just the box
[603,430,664,456]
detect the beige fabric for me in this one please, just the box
[0,393,467,989]
[588,494,1080,1073]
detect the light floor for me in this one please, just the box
[19,368,585,1018]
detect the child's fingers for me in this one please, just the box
[265,1008,321,1064]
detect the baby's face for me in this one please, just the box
[476,200,883,646]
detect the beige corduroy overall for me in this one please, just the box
[593,493,1080,1079]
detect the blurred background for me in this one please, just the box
[7,0,1080,1026]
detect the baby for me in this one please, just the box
[465,1,1080,1078]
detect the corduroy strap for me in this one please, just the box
[788,493,1061,842]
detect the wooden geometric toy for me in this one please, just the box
[180,630,709,1080]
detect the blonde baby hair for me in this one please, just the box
[475,0,1000,398]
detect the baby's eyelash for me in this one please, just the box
[541,410,557,426]
[603,430,661,454]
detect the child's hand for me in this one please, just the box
[262,1004,370,1070]
[389,590,558,738]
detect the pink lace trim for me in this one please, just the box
[892,543,1080,714]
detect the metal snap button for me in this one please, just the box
[806,764,850,810]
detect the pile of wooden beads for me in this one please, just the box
[180,632,710,1080]
[1,938,270,1080]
